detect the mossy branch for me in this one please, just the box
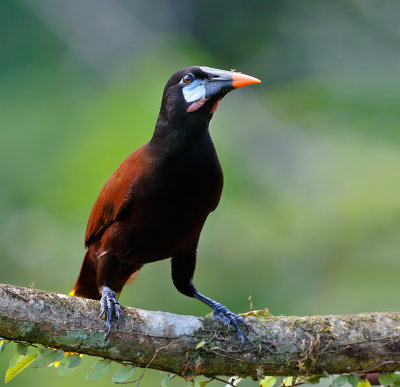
[1,284,400,379]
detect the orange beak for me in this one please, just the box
[195,66,261,107]
[231,72,262,89]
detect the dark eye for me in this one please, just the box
[182,73,194,84]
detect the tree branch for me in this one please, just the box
[1,284,400,379]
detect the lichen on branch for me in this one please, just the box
[1,284,400,379]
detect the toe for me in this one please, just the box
[212,304,248,344]
[104,320,112,340]
[115,303,122,322]
[99,288,123,339]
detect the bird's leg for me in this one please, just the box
[97,254,140,339]
[171,252,248,344]
[99,285,121,340]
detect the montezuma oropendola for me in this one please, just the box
[70,66,261,343]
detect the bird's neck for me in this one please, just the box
[149,113,213,155]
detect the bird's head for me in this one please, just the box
[159,66,261,126]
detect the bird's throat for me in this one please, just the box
[211,98,221,113]
[187,98,206,113]
[187,97,221,114]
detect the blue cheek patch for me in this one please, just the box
[182,79,206,103]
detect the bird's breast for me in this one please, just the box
[119,143,223,259]
[144,150,223,222]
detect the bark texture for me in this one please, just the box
[1,284,400,379]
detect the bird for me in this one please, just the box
[69,66,261,344]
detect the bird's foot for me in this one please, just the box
[212,303,249,344]
[99,286,122,340]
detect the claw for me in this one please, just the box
[212,304,248,345]
[99,286,122,340]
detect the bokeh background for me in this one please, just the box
[2,0,400,386]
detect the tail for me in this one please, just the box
[69,249,101,300]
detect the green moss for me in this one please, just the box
[58,330,106,349]
[58,330,89,346]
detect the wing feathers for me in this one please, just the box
[84,145,147,247]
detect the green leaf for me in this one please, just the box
[111,365,135,383]
[195,340,206,350]
[9,354,24,369]
[357,381,371,387]
[68,354,82,368]
[86,359,111,380]
[260,376,276,387]
[348,375,363,387]
[32,348,65,368]
[282,377,294,387]
[161,375,172,387]
[333,375,349,387]
[5,353,38,383]
[57,355,79,376]
[393,373,400,383]
[16,343,28,356]
[307,375,325,384]
[379,374,395,386]
[197,381,212,387]
[54,350,65,362]
[1,340,10,353]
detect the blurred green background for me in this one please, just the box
[2,0,400,385]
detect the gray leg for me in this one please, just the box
[171,252,248,344]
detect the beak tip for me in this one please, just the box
[231,73,262,89]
